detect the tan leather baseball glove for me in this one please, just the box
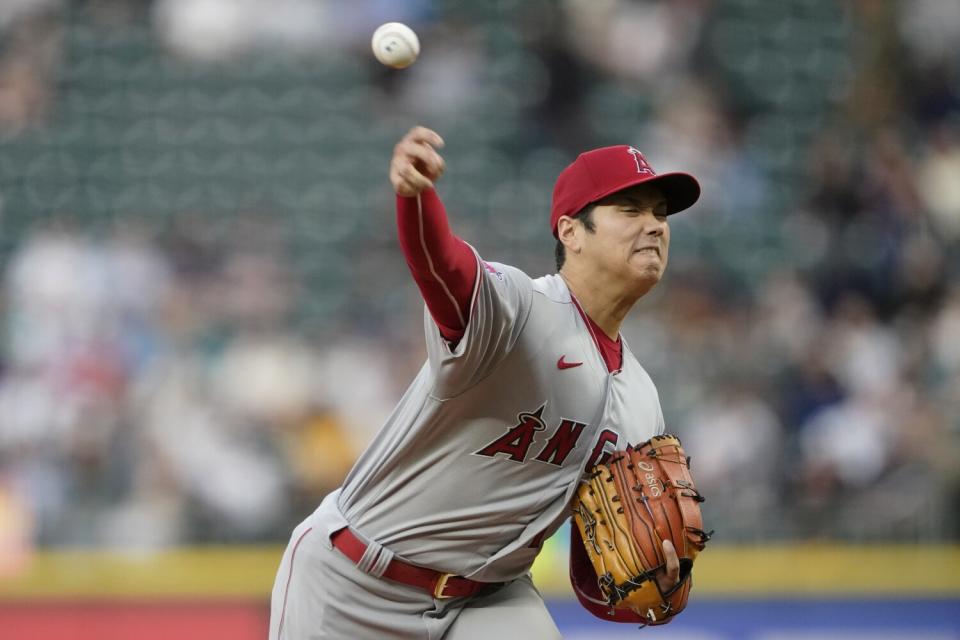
[571,434,712,625]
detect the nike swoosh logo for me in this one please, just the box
[557,355,583,370]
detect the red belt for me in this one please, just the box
[331,527,491,599]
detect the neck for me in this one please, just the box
[560,267,651,340]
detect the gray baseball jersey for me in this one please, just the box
[321,255,665,583]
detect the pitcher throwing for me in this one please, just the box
[270,126,703,639]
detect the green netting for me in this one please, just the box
[0,1,858,295]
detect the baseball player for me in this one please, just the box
[269,126,701,639]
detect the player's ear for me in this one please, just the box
[556,216,582,255]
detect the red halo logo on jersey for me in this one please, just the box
[474,405,547,462]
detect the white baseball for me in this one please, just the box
[371,22,420,69]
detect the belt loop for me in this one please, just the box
[357,538,384,574]
[369,544,394,578]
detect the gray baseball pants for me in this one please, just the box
[269,518,563,639]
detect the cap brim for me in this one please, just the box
[648,172,701,215]
[593,172,701,216]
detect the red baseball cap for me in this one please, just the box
[550,145,701,236]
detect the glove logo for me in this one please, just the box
[638,460,662,497]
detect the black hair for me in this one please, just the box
[554,204,597,271]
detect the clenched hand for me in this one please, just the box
[390,126,446,197]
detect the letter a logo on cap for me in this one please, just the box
[627,147,653,175]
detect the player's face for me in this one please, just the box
[581,185,670,294]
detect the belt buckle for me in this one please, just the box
[433,573,455,599]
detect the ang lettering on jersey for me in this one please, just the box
[473,403,604,468]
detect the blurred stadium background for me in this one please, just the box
[0,0,958,638]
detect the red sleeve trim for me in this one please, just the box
[396,189,478,341]
[414,192,467,329]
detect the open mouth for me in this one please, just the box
[634,247,661,257]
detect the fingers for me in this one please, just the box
[655,539,680,594]
[390,126,446,197]
[663,539,680,583]
[397,138,446,178]
[407,125,445,149]
[392,157,435,196]
[398,126,446,177]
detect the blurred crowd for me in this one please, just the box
[0,0,958,552]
